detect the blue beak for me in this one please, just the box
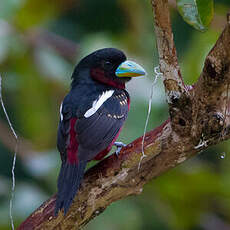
[115,60,146,78]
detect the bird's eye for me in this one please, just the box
[104,61,111,68]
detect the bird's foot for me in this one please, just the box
[114,142,126,156]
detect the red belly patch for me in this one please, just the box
[67,118,79,164]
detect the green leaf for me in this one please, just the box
[196,0,214,27]
[176,0,214,31]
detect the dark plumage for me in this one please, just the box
[55,48,145,215]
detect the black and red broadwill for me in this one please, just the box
[55,48,146,215]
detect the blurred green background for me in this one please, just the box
[0,0,230,229]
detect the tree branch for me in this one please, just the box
[17,3,230,230]
[151,0,187,94]
[27,29,79,63]
[151,0,191,135]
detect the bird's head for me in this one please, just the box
[71,48,146,89]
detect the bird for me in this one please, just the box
[55,48,146,215]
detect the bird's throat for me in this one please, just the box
[91,68,125,89]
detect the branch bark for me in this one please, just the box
[18,2,230,230]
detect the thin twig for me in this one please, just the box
[0,75,18,230]
[139,67,162,170]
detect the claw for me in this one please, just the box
[114,142,126,156]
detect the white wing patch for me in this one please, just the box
[84,90,114,118]
[59,102,63,121]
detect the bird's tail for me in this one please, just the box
[55,160,87,215]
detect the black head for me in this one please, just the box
[72,48,145,89]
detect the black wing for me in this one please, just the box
[57,103,73,162]
[76,90,129,161]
